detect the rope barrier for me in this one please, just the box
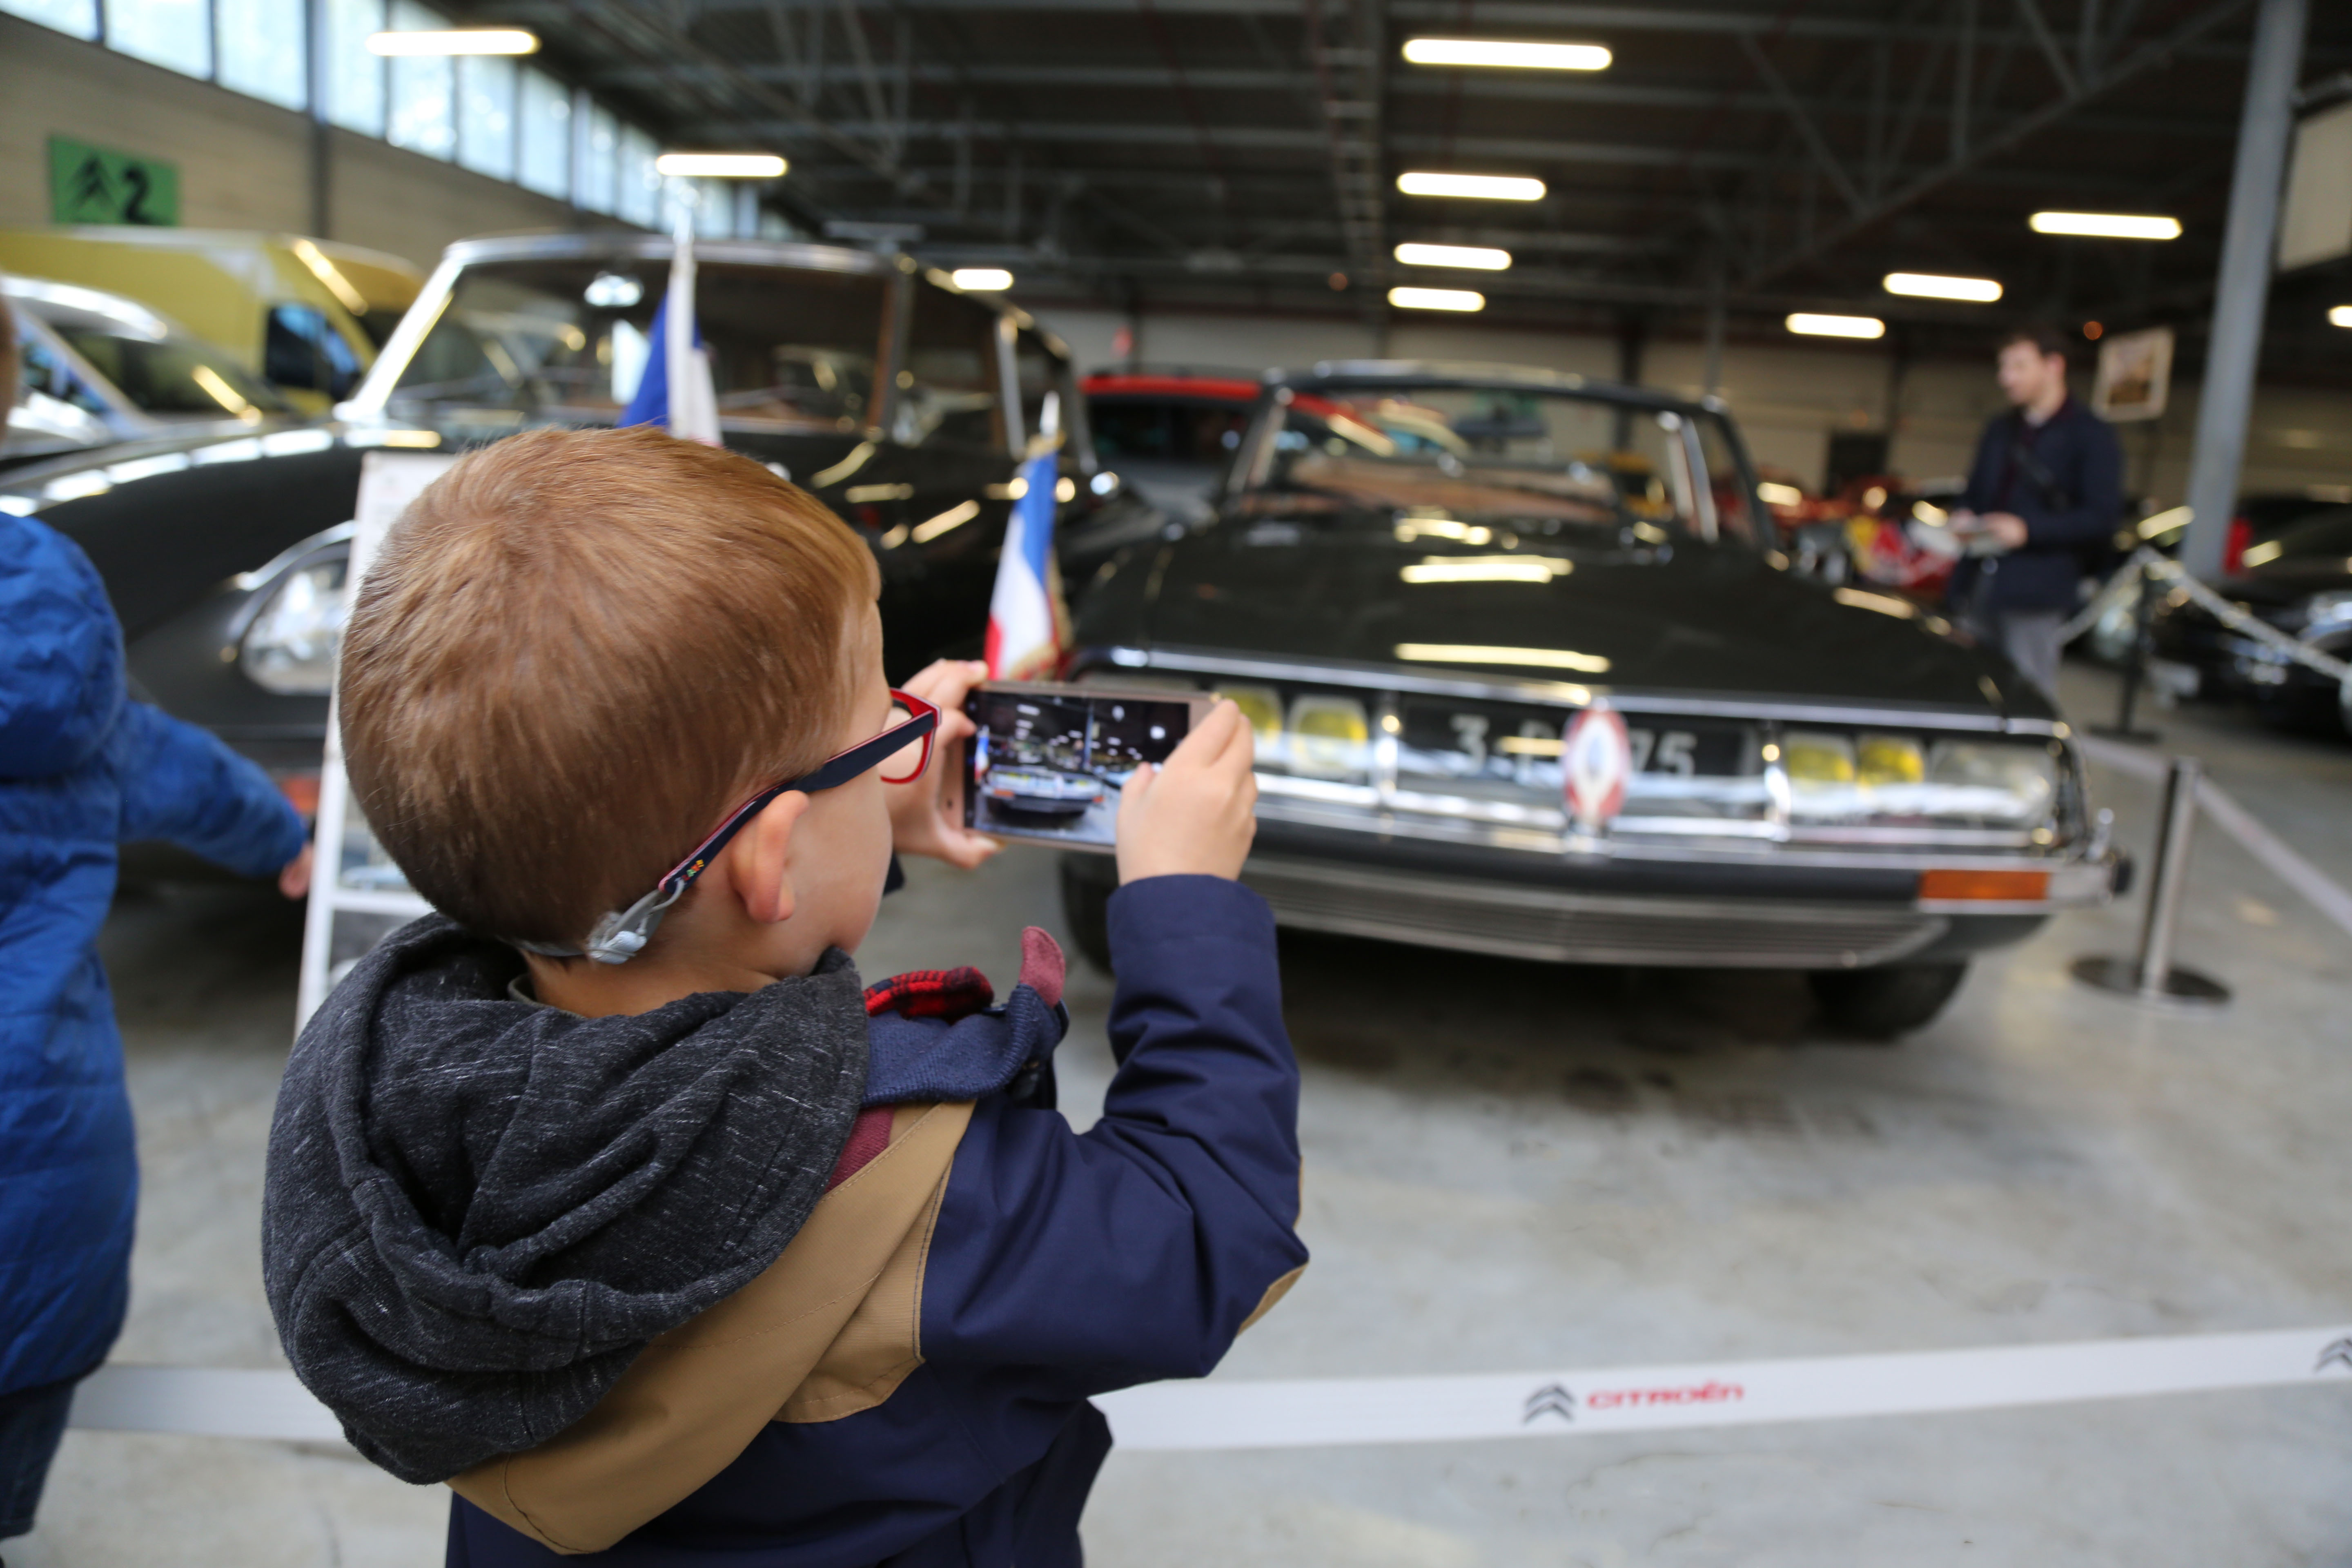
[2054,546,2351,688]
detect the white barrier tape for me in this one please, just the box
[71,1367,344,1442]
[69,1327,2352,1452]
[1100,1326,2352,1450]
[2077,735,2352,943]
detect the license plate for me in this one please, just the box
[1398,701,1755,778]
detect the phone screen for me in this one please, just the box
[963,682,1210,852]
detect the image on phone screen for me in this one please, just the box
[963,682,1211,851]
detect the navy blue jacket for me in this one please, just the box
[447,874,1305,1567]
[1953,396,2125,615]
[0,514,306,1397]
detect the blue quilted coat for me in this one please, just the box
[0,512,306,1397]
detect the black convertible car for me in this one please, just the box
[0,232,1155,829]
[1060,364,2121,1036]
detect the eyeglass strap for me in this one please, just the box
[510,697,938,967]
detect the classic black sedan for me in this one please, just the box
[0,232,1156,828]
[1059,364,2121,1036]
[2148,505,2352,733]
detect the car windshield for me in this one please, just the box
[14,293,287,419]
[387,256,886,431]
[1241,383,1753,542]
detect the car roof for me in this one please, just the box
[432,231,1064,350]
[2,273,180,339]
[1082,371,1264,402]
[1266,359,1726,416]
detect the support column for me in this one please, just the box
[305,0,331,237]
[2180,0,2308,579]
[1702,267,1726,398]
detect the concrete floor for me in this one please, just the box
[12,659,2352,1567]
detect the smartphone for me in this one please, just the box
[963,681,1217,852]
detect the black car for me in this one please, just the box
[2148,506,2352,733]
[0,233,1158,829]
[1058,364,2120,1036]
[1083,370,1262,526]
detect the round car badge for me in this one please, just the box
[1561,704,1632,832]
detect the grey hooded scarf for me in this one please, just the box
[260,915,869,1484]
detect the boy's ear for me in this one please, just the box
[731,791,813,925]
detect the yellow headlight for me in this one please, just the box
[1856,734,1926,786]
[1290,695,1371,779]
[1217,685,1284,744]
[1781,731,1856,784]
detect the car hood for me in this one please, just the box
[2223,560,2352,610]
[1132,514,2027,715]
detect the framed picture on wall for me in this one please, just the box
[2092,326,2174,422]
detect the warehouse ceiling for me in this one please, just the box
[477,0,2352,371]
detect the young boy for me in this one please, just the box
[0,285,312,1549]
[261,425,1304,1566]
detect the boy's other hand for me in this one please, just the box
[1116,699,1256,884]
[279,842,314,900]
[887,659,1000,870]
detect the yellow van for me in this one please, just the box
[0,228,421,412]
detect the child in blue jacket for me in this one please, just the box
[261,425,1304,1565]
[1,289,311,1544]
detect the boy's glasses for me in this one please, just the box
[515,689,940,965]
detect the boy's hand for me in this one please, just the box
[1116,699,1257,884]
[886,659,1000,870]
[279,842,314,900]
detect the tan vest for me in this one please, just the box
[450,1100,973,1554]
[448,1099,1304,1555]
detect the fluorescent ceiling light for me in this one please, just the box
[2028,211,2182,240]
[2330,305,2352,329]
[1394,242,1511,271]
[949,268,1013,291]
[366,27,537,54]
[1396,172,1545,201]
[1388,286,1486,312]
[1401,38,1610,70]
[1786,312,1886,339]
[1883,271,2002,303]
[654,152,787,178]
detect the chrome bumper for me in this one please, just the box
[1241,854,2057,969]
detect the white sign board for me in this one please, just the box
[2091,325,2174,423]
[294,451,455,1030]
[2279,98,2352,273]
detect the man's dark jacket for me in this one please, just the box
[1954,396,2124,615]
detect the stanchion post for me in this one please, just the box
[2092,555,2162,743]
[2072,756,2230,1006]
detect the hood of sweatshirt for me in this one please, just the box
[262,915,871,1484]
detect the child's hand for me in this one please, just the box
[279,842,314,900]
[886,659,1000,870]
[1116,699,1257,884]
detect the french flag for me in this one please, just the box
[619,228,720,444]
[984,392,1070,679]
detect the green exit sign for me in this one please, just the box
[48,136,180,227]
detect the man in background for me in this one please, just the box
[1949,324,2124,700]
